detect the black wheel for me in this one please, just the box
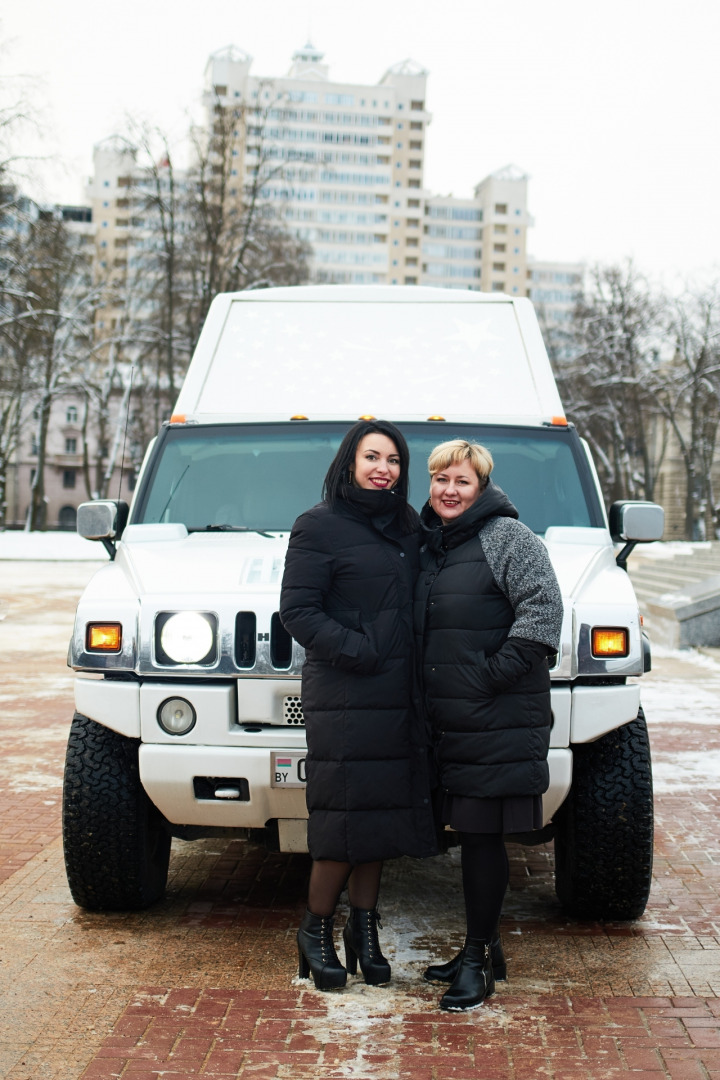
[553,709,653,921]
[62,712,171,910]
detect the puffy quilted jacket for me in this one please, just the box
[280,488,437,863]
[414,482,563,799]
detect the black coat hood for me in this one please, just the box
[421,480,518,553]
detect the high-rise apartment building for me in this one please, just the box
[83,44,534,295]
[202,46,536,294]
[205,44,432,285]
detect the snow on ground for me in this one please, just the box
[0,531,104,560]
[641,646,720,793]
[631,540,714,561]
[652,644,720,671]
[651,751,720,791]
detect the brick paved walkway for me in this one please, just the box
[1,563,719,1078]
[78,989,720,1080]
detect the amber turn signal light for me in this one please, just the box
[86,623,122,652]
[591,627,628,658]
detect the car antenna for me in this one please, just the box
[117,364,136,503]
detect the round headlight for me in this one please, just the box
[160,612,214,664]
[158,697,196,735]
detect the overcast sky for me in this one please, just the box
[3,0,719,289]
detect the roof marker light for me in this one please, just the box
[551,415,568,426]
[427,415,446,421]
[169,414,187,424]
[290,414,309,421]
[358,415,376,420]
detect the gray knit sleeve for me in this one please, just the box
[479,518,564,650]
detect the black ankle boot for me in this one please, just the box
[297,909,347,991]
[439,938,495,1011]
[423,933,506,983]
[343,907,391,985]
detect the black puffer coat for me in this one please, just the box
[280,488,437,864]
[414,482,563,800]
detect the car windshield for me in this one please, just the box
[134,422,603,535]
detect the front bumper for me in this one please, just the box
[74,676,641,838]
[139,743,307,827]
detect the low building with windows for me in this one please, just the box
[421,166,532,295]
[4,389,138,530]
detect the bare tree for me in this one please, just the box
[105,97,310,423]
[20,213,97,529]
[124,124,186,415]
[558,262,669,504]
[182,86,310,349]
[0,74,44,526]
[654,285,720,539]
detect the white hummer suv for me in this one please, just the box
[63,286,663,920]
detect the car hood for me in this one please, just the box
[114,527,291,597]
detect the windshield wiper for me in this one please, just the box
[196,524,275,538]
[157,465,190,521]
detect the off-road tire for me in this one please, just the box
[553,709,653,921]
[62,712,171,910]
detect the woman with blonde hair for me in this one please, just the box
[415,438,563,1011]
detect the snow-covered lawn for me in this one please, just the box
[0,531,103,560]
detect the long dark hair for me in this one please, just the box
[322,420,417,532]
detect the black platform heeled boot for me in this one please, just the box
[438,938,496,1011]
[423,932,506,984]
[343,907,392,985]
[297,909,347,991]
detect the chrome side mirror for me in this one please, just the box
[609,501,664,543]
[77,500,129,558]
[608,501,664,570]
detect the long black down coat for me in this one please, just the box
[414,482,564,801]
[280,488,437,864]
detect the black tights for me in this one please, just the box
[307,859,383,918]
[459,831,509,941]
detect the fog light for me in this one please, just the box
[86,623,122,651]
[591,627,629,657]
[157,697,196,735]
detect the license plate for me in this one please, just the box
[271,752,307,788]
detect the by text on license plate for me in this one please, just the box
[271,752,307,788]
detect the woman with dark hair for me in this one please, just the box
[280,419,436,991]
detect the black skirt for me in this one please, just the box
[440,792,543,834]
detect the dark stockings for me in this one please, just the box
[307,859,383,917]
[459,831,509,940]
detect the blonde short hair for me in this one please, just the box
[427,439,494,487]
